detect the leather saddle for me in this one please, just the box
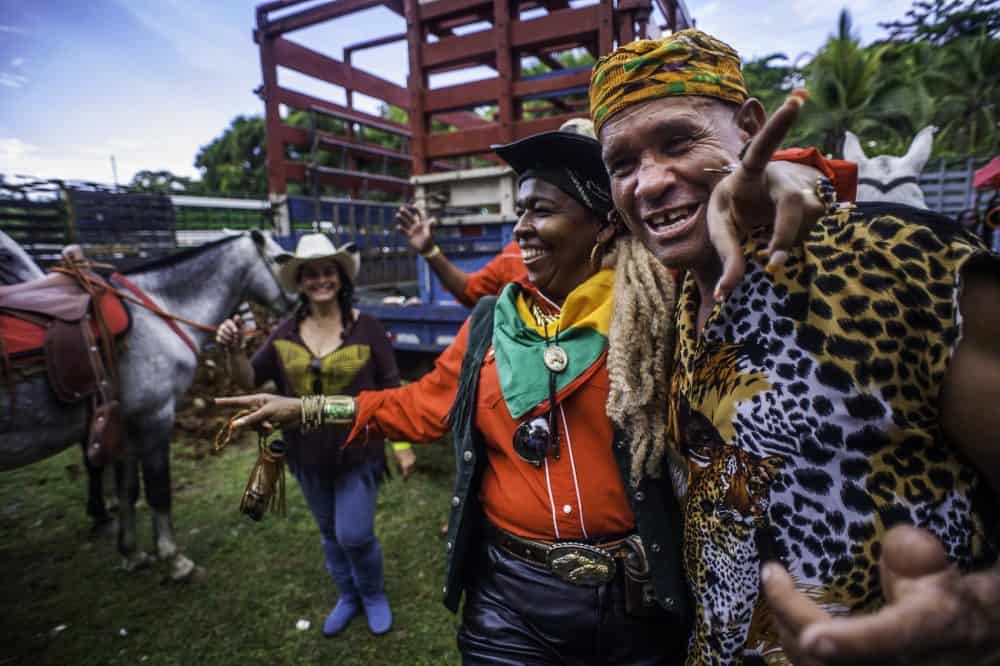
[0,252,129,466]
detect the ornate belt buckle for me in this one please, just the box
[546,543,615,586]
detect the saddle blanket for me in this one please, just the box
[1,289,130,362]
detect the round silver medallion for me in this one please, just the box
[543,345,568,373]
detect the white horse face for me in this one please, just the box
[844,127,937,209]
[243,230,295,314]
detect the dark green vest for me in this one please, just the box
[441,297,691,631]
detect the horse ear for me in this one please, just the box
[250,229,265,247]
[903,125,937,172]
[842,131,867,163]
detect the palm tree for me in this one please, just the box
[742,53,799,115]
[793,10,922,156]
[924,30,999,157]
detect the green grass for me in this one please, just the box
[0,433,462,665]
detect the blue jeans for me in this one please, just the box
[293,459,385,603]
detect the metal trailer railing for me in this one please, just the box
[920,158,991,218]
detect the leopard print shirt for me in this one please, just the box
[669,204,999,665]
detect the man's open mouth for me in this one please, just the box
[643,203,701,236]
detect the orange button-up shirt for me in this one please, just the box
[350,313,634,541]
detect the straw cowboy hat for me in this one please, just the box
[276,233,360,292]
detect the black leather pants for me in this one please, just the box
[457,542,686,665]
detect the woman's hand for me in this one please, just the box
[215,315,244,351]
[708,90,828,301]
[215,394,301,430]
[395,205,437,255]
[392,444,416,481]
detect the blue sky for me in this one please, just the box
[0,0,912,186]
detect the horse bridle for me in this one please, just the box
[250,233,296,315]
[858,176,920,194]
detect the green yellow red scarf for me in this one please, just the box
[493,270,613,419]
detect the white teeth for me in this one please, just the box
[521,247,546,260]
[646,205,694,229]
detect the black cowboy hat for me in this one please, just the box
[492,128,612,215]
[492,130,609,187]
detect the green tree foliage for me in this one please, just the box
[792,10,919,156]
[742,54,798,114]
[880,0,999,44]
[194,115,268,197]
[921,30,999,157]
[519,48,595,120]
[743,4,997,159]
[190,106,414,200]
[129,169,200,194]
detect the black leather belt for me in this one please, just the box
[487,522,634,586]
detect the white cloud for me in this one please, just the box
[0,72,27,88]
[0,138,40,161]
[697,1,721,19]
[687,0,915,61]
[0,134,204,185]
[11,57,24,67]
[0,25,29,35]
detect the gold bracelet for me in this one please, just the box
[420,244,442,260]
[301,395,325,433]
[321,396,356,425]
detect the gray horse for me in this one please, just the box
[1,231,123,524]
[0,231,291,579]
[0,229,44,283]
[843,126,936,208]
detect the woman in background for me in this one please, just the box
[216,234,414,637]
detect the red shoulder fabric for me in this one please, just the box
[459,240,526,307]
[774,147,858,203]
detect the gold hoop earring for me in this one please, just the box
[608,208,629,232]
[590,241,604,273]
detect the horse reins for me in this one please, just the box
[50,236,285,358]
[110,272,204,356]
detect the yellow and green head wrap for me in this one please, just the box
[589,29,748,136]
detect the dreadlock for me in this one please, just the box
[606,236,677,486]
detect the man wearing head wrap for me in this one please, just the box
[593,28,1000,666]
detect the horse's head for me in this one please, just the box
[0,230,44,284]
[240,230,296,314]
[844,126,936,208]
